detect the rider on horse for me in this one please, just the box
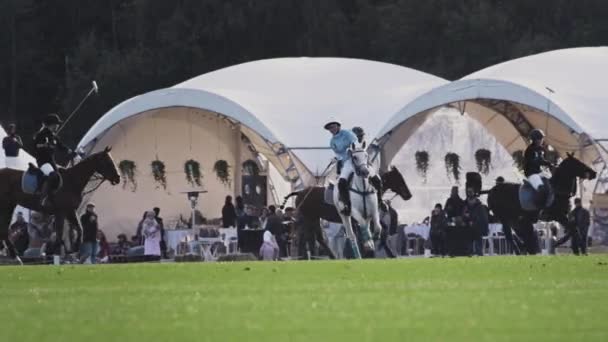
[352,126,386,211]
[33,114,72,208]
[524,129,554,206]
[324,118,358,215]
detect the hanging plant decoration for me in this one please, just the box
[444,152,461,182]
[512,150,525,172]
[118,160,137,192]
[184,159,202,187]
[414,151,430,182]
[151,159,167,190]
[213,160,231,187]
[474,148,492,175]
[242,159,260,176]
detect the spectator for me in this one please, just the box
[430,203,448,257]
[444,186,465,222]
[97,230,110,263]
[260,227,280,261]
[142,211,161,259]
[266,207,287,257]
[259,207,270,230]
[235,196,247,230]
[2,123,23,168]
[495,176,505,185]
[221,195,237,228]
[9,212,29,256]
[555,198,591,255]
[135,211,147,244]
[463,188,489,256]
[79,203,99,264]
[27,212,48,248]
[115,234,131,255]
[153,207,167,258]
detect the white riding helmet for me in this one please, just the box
[324,117,342,130]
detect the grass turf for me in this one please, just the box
[1,256,607,342]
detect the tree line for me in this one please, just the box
[1,0,607,146]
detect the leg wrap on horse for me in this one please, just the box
[338,179,351,215]
[370,175,386,211]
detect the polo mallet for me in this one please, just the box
[57,80,99,134]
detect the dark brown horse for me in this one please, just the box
[282,166,412,259]
[0,147,121,261]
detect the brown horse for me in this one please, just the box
[282,166,412,259]
[0,147,121,261]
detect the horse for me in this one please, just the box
[282,165,411,259]
[484,153,596,254]
[0,147,121,262]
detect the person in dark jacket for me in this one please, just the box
[524,129,554,204]
[462,188,489,256]
[555,198,591,255]
[444,186,465,222]
[32,114,72,208]
[221,195,237,228]
[153,207,167,259]
[2,123,23,158]
[9,212,29,256]
[79,203,99,264]
[430,203,448,256]
[265,206,287,257]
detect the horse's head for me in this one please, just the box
[381,166,412,201]
[92,146,121,185]
[558,152,597,181]
[349,142,371,178]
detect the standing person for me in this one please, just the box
[2,123,23,169]
[32,114,72,208]
[142,211,161,260]
[9,212,29,256]
[444,186,465,222]
[153,207,167,258]
[79,203,99,264]
[97,230,110,263]
[462,188,489,256]
[430,204,448,257]
[555,198,591,255]
[221,195,237,228]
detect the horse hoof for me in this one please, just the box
[363,241,375,251]
[15,256,23,266]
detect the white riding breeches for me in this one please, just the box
[338,159,354,180]
[40,163,55,176]
[528,173,543,190]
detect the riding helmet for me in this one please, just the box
[529,128,545,141]
[323,117,341,130]
[352,126,365,137]
[43,113,63,126]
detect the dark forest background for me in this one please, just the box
[1,0,608,146]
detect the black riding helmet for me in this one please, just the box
[352,126,365,137]
[43,113,63,126]
[529,128,545,142]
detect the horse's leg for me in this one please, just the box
[501,220,521,255]
[66,211,83,253]
[0,205,21,262]
[520,217,540,255]
[341,214,361,259]
[54,213,66,255]
[314,220,336,259]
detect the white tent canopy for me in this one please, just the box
[376,47,608,171]
[79,57,448,185]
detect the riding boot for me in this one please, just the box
[338,178,351,216]
[535,185,546,208]
[370,175,387,212]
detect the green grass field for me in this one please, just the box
[1,256,607,342]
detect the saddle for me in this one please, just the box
[22,164,63,195]
[519,177,554,211]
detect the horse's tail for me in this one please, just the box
[280,191,300,210]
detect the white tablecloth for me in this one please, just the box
[404,224,430,240]
[166,230,195,252]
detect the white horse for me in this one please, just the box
[333,142,381,259]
